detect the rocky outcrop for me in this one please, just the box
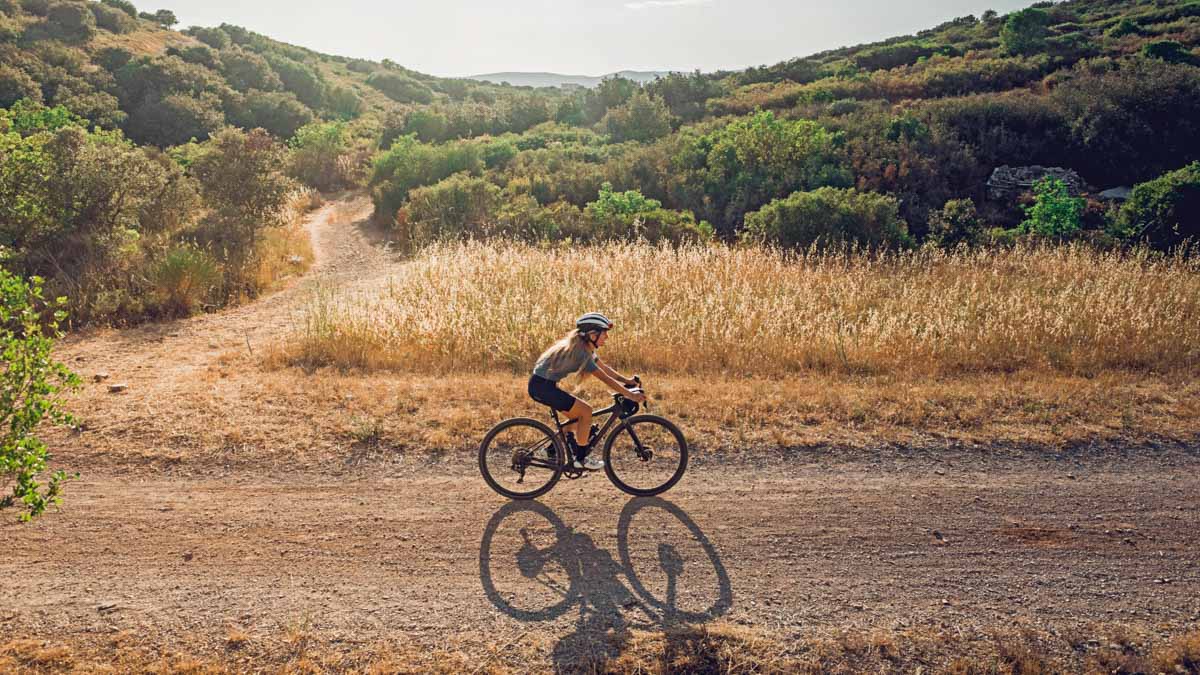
[987,165,1087,200]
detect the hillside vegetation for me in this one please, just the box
[1,0,1199,328]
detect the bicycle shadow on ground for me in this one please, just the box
[478,498,732,672]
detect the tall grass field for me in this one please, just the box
[275,241,1200,377]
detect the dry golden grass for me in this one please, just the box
[5,625,1198,674]
[251,189,321,292]
[273,241,1200,378]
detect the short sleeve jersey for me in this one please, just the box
[532,343,599,382]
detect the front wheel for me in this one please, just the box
[479,418,564,500]
[603,414,687,497]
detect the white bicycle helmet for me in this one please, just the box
[575,312,613,333]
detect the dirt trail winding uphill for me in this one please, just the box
[2,196,1199,671]
[56,195,384,385]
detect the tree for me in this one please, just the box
[189,128,294,292]
[1020,177,1082,237]
[152,9,177,28]
[219,48,283,93]
[0,266,79,521]
[927,198,983,247]
[645,71,724,122]
[186,25,231,50]
[100,0,138,18]
[1000,8,1050,55]
[601,91,673,143]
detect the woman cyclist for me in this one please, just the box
[528,312,646,470]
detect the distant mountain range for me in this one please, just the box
[465,70,671,89]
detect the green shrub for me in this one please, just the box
[1114,161,1200,250]
[742,187,911,249]
[219,47,282,92]
[1000,7,1050,55]
[186,25,231,50]
[325,86,363,120]
[369,135,484,221]
[264,54,326,109]
[1020,177,1083,237]
[95,46,134,72]
[853,41,936,71]
[399,172,502,245]
[601,91,673,143]
[0,66,42,108]
[670,111,852,235]
[927,198,983,246]
[100,0,137,18]
[1106,17,1138,38]
[287,120,355,191]
[1141,40,1198,65]
[149,245,220,316]
[0,13,22,42]
[91,2,135,33]
[189,127,294,294]
[0,266,79,521]
[231,90,313,139]
[45,1,97,42]
[366,71,433,104]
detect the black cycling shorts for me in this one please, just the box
[528,374,577,412]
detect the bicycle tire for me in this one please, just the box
[603,414,687,497]
[479,417,564,500]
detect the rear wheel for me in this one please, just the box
[479,418,564,500]
[603,415,687,497]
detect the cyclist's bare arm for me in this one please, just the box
[595,357,636,387]
[589,364,646,403]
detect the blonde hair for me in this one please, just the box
[537,328,591,377]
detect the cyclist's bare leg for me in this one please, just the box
[566,400,592,446]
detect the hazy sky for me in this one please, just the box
[148,0,1036,77]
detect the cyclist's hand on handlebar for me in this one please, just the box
[625,389,647,403]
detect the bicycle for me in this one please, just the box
[478,376,688,500]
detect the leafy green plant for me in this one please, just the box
[1000,8,1050,56]
[1,263,79,521]
[1114,161,1200,250]
[1020,177,1083,237]
[742,186,911,249]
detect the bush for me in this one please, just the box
[0,66,43,107]
[189,127,294,294]
[1106,17,1138,38]
[742,187,911,249]
[369,135,484,221]
[264,54,326,109]
[1141,40,1198,65]
[0,13,22,42]
[1020,177,1083,237]
[231,90,313,139]
[927,198,983,246]
[325,86,363,119]
[148,244,220,316]
[287,120,355,191]
[186,25,231,50]
[95,46,134,72]
[219,47,282,92]
[398,172,502,245]
[100,0,137,18]
[601,91,673,143]
[1000,7,1050,55]
[127,91,225,146]
[45,1,97,42]
[1115,161,1200,250]
[366,70,433,104]
[0,266,79,521]
[853,41,936,71]
[670,111,852,235]
[91,2,136,33]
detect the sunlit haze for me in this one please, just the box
[146,0,1035,76]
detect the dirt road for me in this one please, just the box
[3,197,1198,671]
[2,459,1199,670]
